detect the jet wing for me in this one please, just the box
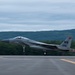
[30,41,58,50]
[38,44,58,49]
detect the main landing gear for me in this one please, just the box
[43,50,47,55]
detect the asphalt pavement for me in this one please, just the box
[0,56,75,75]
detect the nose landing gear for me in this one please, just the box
[22,45,26,55]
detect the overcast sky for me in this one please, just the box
[0,0,75,31]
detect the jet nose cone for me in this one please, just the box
[1,39,9,43]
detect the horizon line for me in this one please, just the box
[0,29,74,32]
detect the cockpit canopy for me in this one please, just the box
[13,36,29,40]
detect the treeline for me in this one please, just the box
[0,29,75,41]
[0,41,75,55]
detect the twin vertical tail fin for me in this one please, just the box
[60,37,72,48]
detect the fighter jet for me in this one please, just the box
[1,36,73,54]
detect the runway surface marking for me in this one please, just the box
[61,59,75,64]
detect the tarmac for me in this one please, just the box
[0,56,75,75]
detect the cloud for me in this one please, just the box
[0,0,75,4]
[0,23,75,32]
[0,0,75,13]
[0,0,75,31]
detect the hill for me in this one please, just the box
[0,29,75,41]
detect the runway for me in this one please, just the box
[0,56,75,75]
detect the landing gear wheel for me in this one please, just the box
[43,50,47,55]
